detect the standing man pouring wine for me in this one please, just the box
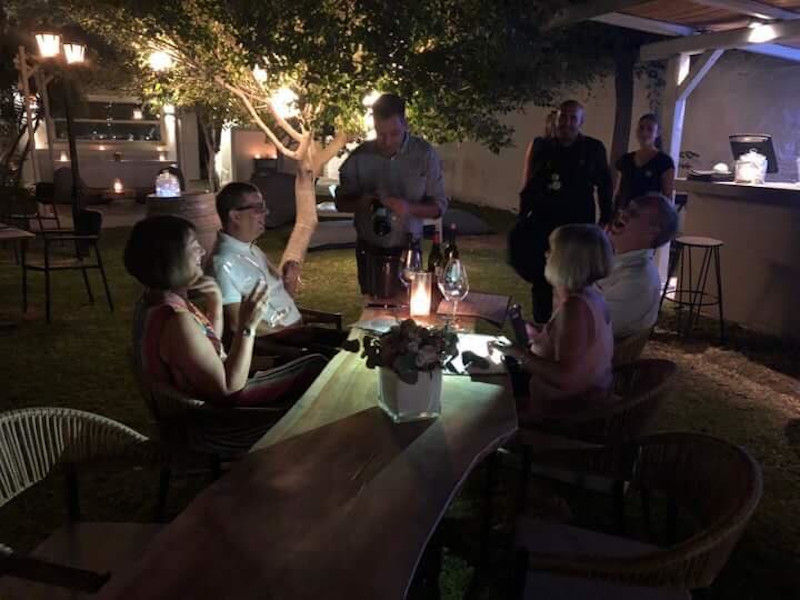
[336,93,448,298]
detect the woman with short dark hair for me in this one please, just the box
[127,215,325,406]
[614,113,675,213]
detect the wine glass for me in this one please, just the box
[220,254,290,328]
[399,243,423,290]
[438,257,469,329]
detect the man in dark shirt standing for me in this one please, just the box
[518,100,613,323]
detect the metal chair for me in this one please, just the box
[0,407,161,598]
[513,432,763,598]
[660,236,725,343]
[22,209,113,323]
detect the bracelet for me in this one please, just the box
[241,326,255,338]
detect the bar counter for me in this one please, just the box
[675,178,800,340]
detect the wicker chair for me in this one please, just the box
[0,407,161,598]
[613,329,652,367]
[515,359,677,519]
[514,432,763,598]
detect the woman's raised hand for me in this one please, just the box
[239,279,269,331]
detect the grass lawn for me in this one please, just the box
[0,203,798,598]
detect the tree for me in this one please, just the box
[65,0,619,289]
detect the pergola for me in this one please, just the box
[549,0,800,163]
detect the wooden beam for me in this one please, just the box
[746,42,800,61]
[690,0,800,21]
[640,19,800,60]
[676,49,725,101]
[545,0,653,30]
[591,12,697,37]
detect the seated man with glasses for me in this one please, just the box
[206,182,349,361]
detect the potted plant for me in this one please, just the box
[362,319,458,422]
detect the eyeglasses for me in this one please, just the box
[233,203,268,214]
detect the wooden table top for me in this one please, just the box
[99,318,517,600]
[0,223,35,242]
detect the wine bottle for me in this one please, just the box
[443,224,459,262]
[427,232,443,274]
[428,232,444,313]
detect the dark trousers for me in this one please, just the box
[355,239,404,299]
[528,230,553,324]
[255,325,349,360]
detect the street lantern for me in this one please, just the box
[63,43,86,65]
[35,33,61,58]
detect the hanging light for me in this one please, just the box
[35,33,61,58]
[63,43,86,64]
[148,50,174,72]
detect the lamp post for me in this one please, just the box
[16,34,86,223]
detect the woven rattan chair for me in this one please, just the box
[514,359,677,522]
[514,432,763,598]
[0,407,161,599]
[613,329,652,367]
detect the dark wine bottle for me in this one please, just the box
[427,232,443,273]
[443,224,459,262]
[428,232,444,313]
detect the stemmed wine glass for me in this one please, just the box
[399,242,423,290]
[438,257,469,329]
[220,253,289,328]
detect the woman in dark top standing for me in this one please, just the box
[614,114,675,212]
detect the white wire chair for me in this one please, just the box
[0,407,157,596]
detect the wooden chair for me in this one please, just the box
[513,432,763,599]
[22,209,113,323]
[129,352,287,519]
[613,329,652,367]
[0,407,162,599]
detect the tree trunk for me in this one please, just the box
[280,148,317,269]
[197,112,220,192]
[610,41,636,188]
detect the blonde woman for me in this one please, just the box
[494,224,613,422]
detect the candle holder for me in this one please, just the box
[409,271,432,317]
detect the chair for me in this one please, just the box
[516,360,677,516]
[22,209,113,323]
[129,350,287,519]
[613,329,652,367]
[514,432,763,598]
[0,407,162,599]
[660,236,725,343]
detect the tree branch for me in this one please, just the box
[312,130,349,174]
[216,77,300,160]
[241,82,304,143]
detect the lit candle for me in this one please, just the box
[158,152,167,161]
[59,151,68,162]
[254,153,262,160]
[132,109,143,120]
[113,178,123,194]
[98,145,106,151]
[409,272,432,317]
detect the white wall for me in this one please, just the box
[437,50,800,211]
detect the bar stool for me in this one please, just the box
[660,236,724,342]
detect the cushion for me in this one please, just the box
[308,220,358,251]
[516,520,689,600]
[442,208,494,235]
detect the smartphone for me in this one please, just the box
[508,303,529,346]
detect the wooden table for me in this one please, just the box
[98,317,517,600]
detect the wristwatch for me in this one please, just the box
[241,326,255,338]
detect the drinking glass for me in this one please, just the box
[399,243,423,290]
[438,258,469,328]
[220,254,289,328]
